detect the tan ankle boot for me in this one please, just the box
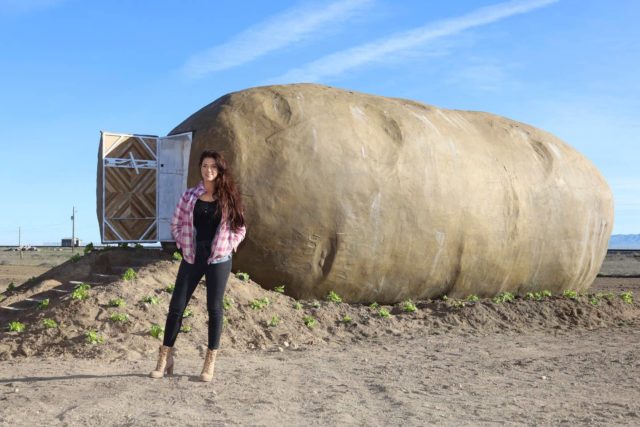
[199,348,218,382]
[150,345,174,378]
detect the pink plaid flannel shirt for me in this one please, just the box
[170,181,246,265]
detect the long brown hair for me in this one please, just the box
[199,150,246,230]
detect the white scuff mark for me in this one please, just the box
[447,137,459,158]
[350,105,366,121]
[408,110,441,135]
[311,127,318,153]
[361,145,366,159]
[369,192,382,250]
[429,231,446,277]
[547,142,562,159]
[435,109,458,128]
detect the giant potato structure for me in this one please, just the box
[169,84,614,303]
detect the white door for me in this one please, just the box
[157,132,192,241]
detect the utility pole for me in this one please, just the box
[19,226,22,260]
[71,206,76,253]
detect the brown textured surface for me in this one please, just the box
[169,84,614,303]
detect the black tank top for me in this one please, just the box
[194,199,222,242]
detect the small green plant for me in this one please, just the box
[150,324,164,339]
[223,315,228,326]
[465,294,479,302]
[172,251,182,262]
[180,325,192,333]
[525,291,552,301]
[7,282,15,291]
[134,243,143,249]
[83,242,94,254]
[441,295,449,301]
[109,312,129,322]
[492,292,515,304]
[249,297,270,310]
[620,291,633,304]
[268,315,280,327]
[223,296,234,310]
[311,300,321,309]
[341,315,353,324]
[293,302,302,310]
[141,295,159,305]
[369,302,380,309]
[122,268,137,281]
[596,292,615,300]
[401,299,417,312]
[327,291,342,303]
[164,284,175,294]
[303,315,316,328]
[71,283,91,301]
[8,321,25,332]
[182,308,193,318]
[273,285,285,293]
[108,298,126,308]
[85,329,104,345]
[449,299,466,308]
[70,253,82,263]
[37,298,50,310]
[42,318,58,329]
[379,307,391,318]
[589,296,600,306]
[563,290,578,300]
[235,271,250,282]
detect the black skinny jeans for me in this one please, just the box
[163,241,232,350]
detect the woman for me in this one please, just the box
[150,150,246,381]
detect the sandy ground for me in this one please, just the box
[0,249,638,426]
[1,324,638,426]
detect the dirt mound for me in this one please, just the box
[0,249,638,361]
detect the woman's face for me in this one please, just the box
[200,158,218,182]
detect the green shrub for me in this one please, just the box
[327,291,342,303]
[273,285,285,293]
[620,291,633,304]
[525,291,552,301]
[303,315,316,328]
[172,251,182,262]
[122,268,137,281]
[401,299,417,312]
[70,253,82,263]
[378,308,391,318]
[37,298,50,310]
[8,321,25,332]
[71,283,91,301]
[449,299,466,308]
[223,296,233,310]
[541,290,553,298]
[293,302,302,310]
[42,318,58,329]
[150,324,164,339]
[369,302,380,309]
[589,296,600,306]
[235,271,250,282]
[180,325,192,333]
[182,308,193,318]
[563,290,578,299]
[268,315,280,327]
[596,292,615,300]
[7,282,15,291]
[465,294,479,302]
[249,297,270,310]
[85,329,104,345]
[164,284,175,294]
[109,312,128,322]
[492,292,515,304]
[83,242,94,254]
[140,295,159,305]
[341,315,353,324]
[311,300,321,308]
[108,298,126,308]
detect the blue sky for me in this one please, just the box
[0,0,638,245]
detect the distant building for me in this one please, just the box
[61,238,82,247]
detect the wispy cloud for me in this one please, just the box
[272,0,558,83]
[0,0,67,15]
[182,0,374,78]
